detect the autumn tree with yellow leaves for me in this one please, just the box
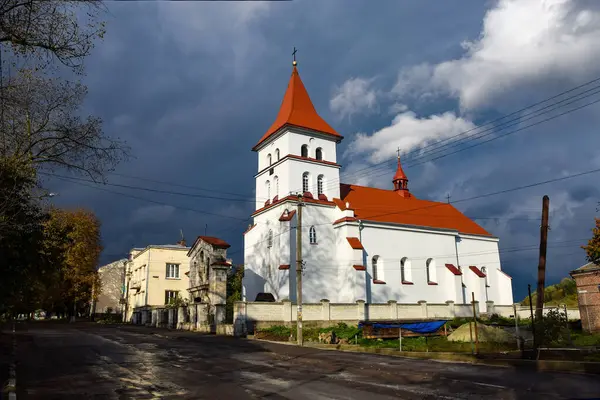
[41,208,103,317]
[582,217,600,265]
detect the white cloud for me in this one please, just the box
[393,0,600,110]
[345,110,476,164]
[330,77,378,120]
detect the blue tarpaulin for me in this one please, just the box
[359,320,447,334]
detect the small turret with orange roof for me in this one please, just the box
[392,150,411,198]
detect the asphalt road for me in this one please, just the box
[6,322,600,399]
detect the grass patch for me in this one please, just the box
[572,332,600,347]
[357,336,516,353]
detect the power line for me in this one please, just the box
[51,175,249,221]
[309,80,600,194]
[42,172,257,203]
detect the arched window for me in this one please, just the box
[273,176,279,198]
[317,175,324,195]
[267,230,273,248]
[267,153,272,166]
[302,172,309,193]
[316,147,323,160]
[265,180,271,199]
[372,256,380,281]
[301,144,308,158]
[401,257,412,283]
[275,148,280,161]
[426,258,437,283]
[309,226,317,244]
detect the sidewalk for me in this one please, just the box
[249,336,600,375]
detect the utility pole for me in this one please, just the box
[535,195,549,322]
[471,292,479,355]
[296,194,304,346]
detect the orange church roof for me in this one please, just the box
[253,66,342,151]
[338,184,492,237]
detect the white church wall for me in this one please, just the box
[455,235,513,306]
[299,204,340,302]
[359,223,461,305]
[286,130,338,163]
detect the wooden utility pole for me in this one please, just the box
[535,195,549,322]
[471,292,479,355]
[296,194,304,346]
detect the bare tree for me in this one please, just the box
[0,0,105,72]
[0,70,129,180]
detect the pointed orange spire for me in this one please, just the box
[253,65,341,151]
[393,151,410,197]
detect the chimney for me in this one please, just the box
[177,238,186,247]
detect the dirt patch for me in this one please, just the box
[447,322,514,343]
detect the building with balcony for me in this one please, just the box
[124,243,191,323]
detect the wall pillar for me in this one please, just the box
[233,301,247,337]
[446,300,455,318]
[388,300,398,320]
[140,310,148,325]
[168,308,174,328]
[418,300,428,319]
[214,304,226,324]
[151,309,158,327]
[486,301,495,316]
[321,299,331,321]
[282,300,292,322]
[356,300,366,321]
[177,306,185,329]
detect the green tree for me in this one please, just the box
[582,217,600,265]
[226,265,244,322]
[0,157,46,316]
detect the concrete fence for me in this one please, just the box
[233,300,581,336]
[130,304,234,335]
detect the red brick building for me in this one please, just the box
[570,262,600,333]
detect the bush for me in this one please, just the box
[534,308,570,346]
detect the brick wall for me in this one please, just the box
[573,270,600,333]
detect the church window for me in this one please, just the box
[275,149,280,161]
[426,258,437,283]
[267,153,272,166]
[317,175,324,195]
[267,230,273,248]
[309,226,317,244]
[401,257,412,283]
[274,176,279,197]
[372,255,380,281]
[302,172,309,193]
[301,144,308,158]
[266,180,271,199]
[316,147,323,160]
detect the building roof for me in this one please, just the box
[338,183,492,237]
[188,236,231,254]
[252,66,342,151]
[571,262,600,275]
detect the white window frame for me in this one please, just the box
[302,172,310,193]
[275,148,280,161]
[266,180,271,199]
[309,226,317,244]
[267,229,273,248]
[274,176,279,198]
[165,290,178,305]
[166,263,180,279]
[317,175,324,195]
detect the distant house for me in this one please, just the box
[570,262,600,333]
[95,259,127,315]
[124,243,191,323]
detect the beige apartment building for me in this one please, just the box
[124,243,191,323]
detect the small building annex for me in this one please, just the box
[242,60,514,309]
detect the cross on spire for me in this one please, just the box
[292,47,298,66]
[396,146,401,159]
[446,194,451,203]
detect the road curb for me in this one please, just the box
[3,321,17,400]
[248,338,600,375]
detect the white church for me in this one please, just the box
[243,61,514,308]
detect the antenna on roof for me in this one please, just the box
[178,229,186,247]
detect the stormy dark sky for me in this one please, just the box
[46,0,600,301]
